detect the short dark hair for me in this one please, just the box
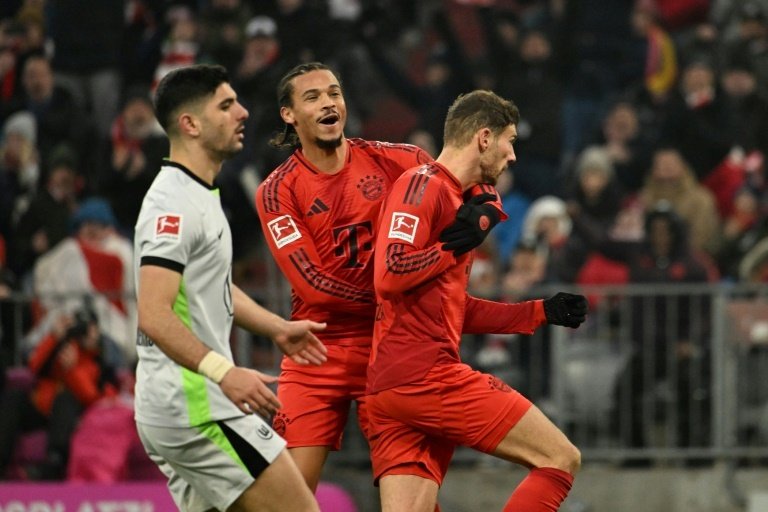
[154,64,230,136]
[443,90,520,147]
[269,62,340,150]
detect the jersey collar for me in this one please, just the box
[162,159,217,190]
[293,139,352,175]
[429,161,463,192]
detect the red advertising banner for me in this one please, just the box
[0,483,175,511]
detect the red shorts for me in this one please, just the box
[367,363,532,485]
[273,344,370,450]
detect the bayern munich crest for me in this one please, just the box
[357,174,385,201]
[272,411,289,437]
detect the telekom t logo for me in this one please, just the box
[333,221,373,268]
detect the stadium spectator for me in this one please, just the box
[101,86,168,237]
[593,100,654,193]
[9,143,77,279]
[230,15,292,176]
[718,186,768,281]
[0,110,38,241]
[661,58,732,181]
[32,197,135,362]
[720,50,768,158]
[724,1,768,97]
[560,146,625,282]
[520,195,578,283]
[1,52,93,181]
[638,147,722,255]
[596,204,717,450]
[0,306,124,480]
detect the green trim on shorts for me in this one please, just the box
[174,278,213,425]
[196,421,247,471]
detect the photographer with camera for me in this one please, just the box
[0,307,124,480]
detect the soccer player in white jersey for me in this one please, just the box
[133,64,327,512]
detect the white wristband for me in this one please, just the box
[197,351,235,384]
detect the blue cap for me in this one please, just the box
[71,197,117,231]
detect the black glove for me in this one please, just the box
[543,292,588,328]
[439,193,500,256]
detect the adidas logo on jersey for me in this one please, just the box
[306,198,330,217]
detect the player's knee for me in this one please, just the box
[558,442,581,475]
[540,440,581,475]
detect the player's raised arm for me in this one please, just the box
[374,165,457,299]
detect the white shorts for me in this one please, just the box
[137,415,287,512]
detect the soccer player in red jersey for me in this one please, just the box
[367,90,589,512]
[254,63,507,492]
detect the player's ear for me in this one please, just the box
[178,112,201,138]
[476,127,491,152]
[280,106,295,126]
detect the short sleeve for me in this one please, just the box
[136,193,201,273]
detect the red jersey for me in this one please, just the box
[256,138,432,345]
[368,162,547,393]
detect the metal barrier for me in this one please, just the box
[3,279,768,468]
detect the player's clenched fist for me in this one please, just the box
[543,292,588,328]
[439,193,501,256]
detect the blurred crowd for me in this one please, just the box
[2,0,768,478]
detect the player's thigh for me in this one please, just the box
[288,446,331,492]
[424,364,530,453]
[275,346,367,449]
[139,445,214,512]
[429,368,579,472]
[367,388,454,487]
[137,415,288,512]
[229,449,319,512]
[274,371,353,449]
[491,404,581,474]
[379,474,439,512]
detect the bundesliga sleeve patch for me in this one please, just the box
[154,214,182,240]
[388,212,419,243]
[268,214,301,248]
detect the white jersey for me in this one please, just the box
[133,161,242,427]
